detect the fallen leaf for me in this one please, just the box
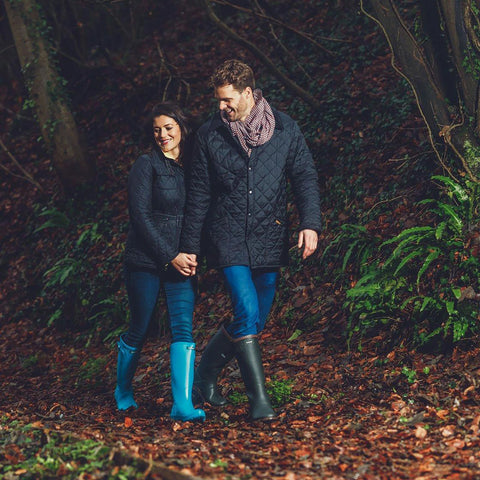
[415,426,427,439]
[441,426,455,437]
[124,417,133,428]
[294,448,310,458]
[436,409,450,419]
[303,345,320,356]
[391,400,406,412]
[463,385,475,396]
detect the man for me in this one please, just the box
[180,59,322,421]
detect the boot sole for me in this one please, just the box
[249,415,277,423]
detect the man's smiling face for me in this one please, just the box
[214,84,253,122]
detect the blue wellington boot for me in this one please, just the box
[114,335,139,411]
[170,342,206,422]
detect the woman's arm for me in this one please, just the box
[128,155,178,267]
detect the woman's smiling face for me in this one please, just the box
[153,115,182,159]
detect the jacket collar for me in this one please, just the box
[207,108,284,133]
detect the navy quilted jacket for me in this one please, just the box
[124,149,185,272]
[180,109,322,269]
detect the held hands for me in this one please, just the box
[298,229,318,260]
[171,253,198,277]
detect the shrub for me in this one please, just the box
[332,176,480,350]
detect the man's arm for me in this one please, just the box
[179,131,212,258]
[286,121,322,259]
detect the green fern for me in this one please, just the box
[337,175,480,349]
[34,208,70,233]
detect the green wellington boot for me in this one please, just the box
[193,327,235,406]
[234,336,276,421]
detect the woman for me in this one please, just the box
[114,102,205,422]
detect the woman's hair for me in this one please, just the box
[210,59,255,92]
[148,102,191,159]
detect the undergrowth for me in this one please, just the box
[0,419,148,480]
[324,175,480,350]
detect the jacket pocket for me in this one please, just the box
[152,213,181,260]
[154,173,177,191]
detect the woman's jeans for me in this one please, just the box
[123,269,195,348]
[222,266,279,339]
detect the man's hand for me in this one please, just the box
[171,253,198,276]
[298,229,318,260]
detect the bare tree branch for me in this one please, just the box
[0,103,36,123]
[201,0,322,110]
[249,0,314,83]
[211,0,341,55]
[155,42,191,103]
[0,138,44,191]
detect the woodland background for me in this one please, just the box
[1,0,480,479]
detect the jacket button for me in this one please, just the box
[249,190,252,194]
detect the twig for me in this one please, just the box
[202,0,322,110]
[155,42,191,103]
[0,138,44,191]
[250,0,314,83]
[388,150,434,162]
[0,102,36,123]
[366,194,406,216]
[0,44,15,56]
[211,0,346,52]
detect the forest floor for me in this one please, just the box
[2,1,480,479]
[2,312,480,479]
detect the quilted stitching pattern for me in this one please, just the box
[181,109,322,269]
[125,150,186,271]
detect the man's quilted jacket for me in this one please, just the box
[124,149,185,273]
[180,109,322,269]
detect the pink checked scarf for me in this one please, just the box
[222,89,275,156]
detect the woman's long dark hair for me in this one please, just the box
[147,102,192,165]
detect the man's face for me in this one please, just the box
[214,84,253,122]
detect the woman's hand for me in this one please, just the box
[171,253,198,276]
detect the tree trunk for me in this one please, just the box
[438,0,480,134]
[4,0,94,190]
[363,0,480,178]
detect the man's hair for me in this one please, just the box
[210,59,255,92]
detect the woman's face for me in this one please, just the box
[153,115,182,158]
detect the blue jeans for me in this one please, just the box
[222,266,279,339]
[123,269,195,348]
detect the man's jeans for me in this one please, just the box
[222,266,279,339]
[123,269,195,348]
